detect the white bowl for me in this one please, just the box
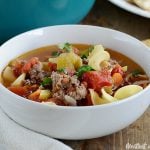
[0,25,150,140]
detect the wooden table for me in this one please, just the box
[63,1,150,149]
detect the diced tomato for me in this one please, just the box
[48,62,57,71]
[22,57,39,73]
[22,63,31,73]
[82,70,112,92]
[8,86,28,96]
[111,64,124,76]
[13,62,24,77]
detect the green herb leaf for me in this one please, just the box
[58,43,73,52]
[80,46,94,58]
[51,51,60,57]
[132,69,142,77]
[81,54,87,59]
[41,77,52,87]
[57,68,65,73]
[76,65,94,77]
[87,46,94,52]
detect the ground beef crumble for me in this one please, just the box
[24,64,50,85]
[51,71,87,101]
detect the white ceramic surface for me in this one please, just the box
[108,0,150,18]
[0,25,150,140]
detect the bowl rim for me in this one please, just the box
[0,24,150,110]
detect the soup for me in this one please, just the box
[1,44,149,106]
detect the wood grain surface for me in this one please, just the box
[63,0,150,149]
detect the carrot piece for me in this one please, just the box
[22,63,31,73]
[8,86,27,96]
[22,57,39,73]
[111,64,124,76]
[112,73,123,86]
[28,89,41,102]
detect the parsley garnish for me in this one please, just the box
[51,51,60,57]
[76,65,94,77]
[132,69,142,77]
[87,46,94,52]
[41,77,52,87]
[57,68,65,73]
[81,54,87,59]
[80,46,94,59]
[58,43,73,52]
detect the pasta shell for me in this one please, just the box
[114,85,143,100]
[12,73,26,86]
[48,58,57,63]
[89,89,103,105]
[89,89,115,105]
[101,88,117,103]
[88,45,110,71]
[42,102,57,106]
[88,45,104,59]
[39,90,51,101]
[3,66,16,82]
[57,53,75,70]
[67,52,82,69]
[49,52,82,70]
